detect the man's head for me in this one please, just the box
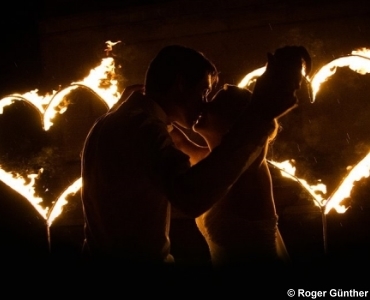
[145,45,218,128]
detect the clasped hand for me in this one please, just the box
[250,45,312,120]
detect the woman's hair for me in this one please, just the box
[207,84,278,141]
[145,45,218,97]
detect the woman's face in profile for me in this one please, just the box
[193,85,251,148]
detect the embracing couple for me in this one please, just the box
[81,44,311,269]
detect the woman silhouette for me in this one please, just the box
[171,84,290,268]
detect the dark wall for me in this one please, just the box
[37,0,370,89]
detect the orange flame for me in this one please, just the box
[47,178,82,226]
[0,41,122,226]
[72,57,121,109]
[268,149,370,215]
[310,48,370,101]
[238,67,266,88]
[268,160,327,208]
[0,167,48,219]
[325,152,370,214]
[1,56,120,131]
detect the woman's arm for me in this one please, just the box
[169,124,210,166]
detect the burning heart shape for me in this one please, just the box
[0,57,119,229]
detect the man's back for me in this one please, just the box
[81,92,189,262]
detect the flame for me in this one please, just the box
[43,86,79,130]
[105,40,121,56]
[0,41,122,226]
[310,48,370,101]
[72,57,121,108]
[47,178,82,227]
[352,48,370,59]
[43,57,120,131]
[325,152,370,214]
[1,56,120,131]
[238,66,266,88]
[269,155,370,214]
[1,90,56,115]
[0,167,48,219]
[268,160,327,208]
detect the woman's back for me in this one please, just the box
[195,148,285,266]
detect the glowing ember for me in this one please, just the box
[325,152,370,214]
[0,167,48,219]
[105,40,121,56]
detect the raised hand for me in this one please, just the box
[250,46,311,120]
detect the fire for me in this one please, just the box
[43,86,79,130]
[352,48,370,59]
[268,160,327,208]
[0,41,122,226]
[105,40,121,56]
[268,158,370,214]
[72,57,121,109]
[47,178,82,227]
[0,167,48,219]
[325,152,370,214]
[310,48,370,101]
[237,66,266,88]
[0,90,56,115]
[1,51,120,132]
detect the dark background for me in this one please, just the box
[1,1,370,283]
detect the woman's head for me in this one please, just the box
[194,85,251,148]
[194,84,278,149]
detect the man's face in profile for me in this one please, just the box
[177,73,213,129]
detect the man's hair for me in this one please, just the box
[145,45,218,97]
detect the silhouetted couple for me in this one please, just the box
[81,44,310,269]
